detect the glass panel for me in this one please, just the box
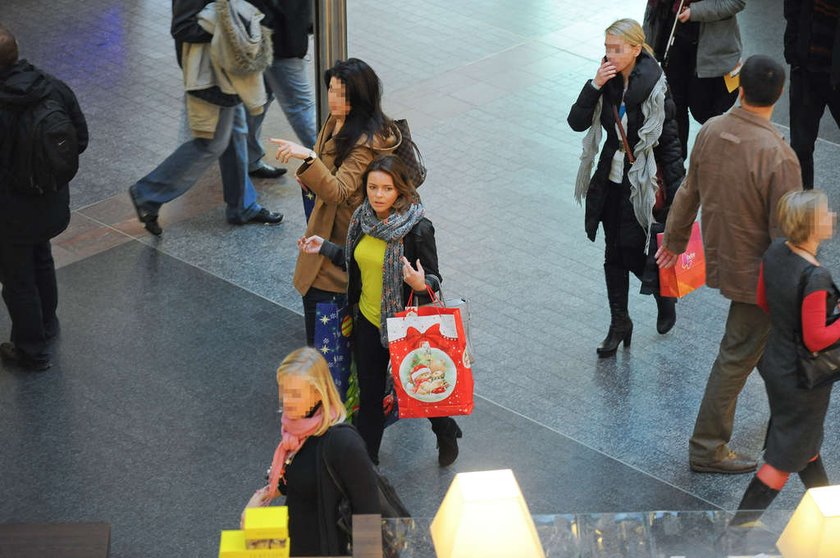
[381,510,792,557]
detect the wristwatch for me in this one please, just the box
[304,151,317,164]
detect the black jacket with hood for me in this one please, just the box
[567,51,684,244]
[0,60,88,243]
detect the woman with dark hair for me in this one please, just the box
[271,58,399,345]
[568,18,685,357]
[299,155,463,467]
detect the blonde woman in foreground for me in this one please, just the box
[242,348,380,556]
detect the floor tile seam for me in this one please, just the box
[135,233,305,318]
[473,391,725,511]
[64,209,307,317]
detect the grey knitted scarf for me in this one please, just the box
[574,72,668,251]
[346,200,426,346]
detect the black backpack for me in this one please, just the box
[322,423,410,557]
[9,96,79,196]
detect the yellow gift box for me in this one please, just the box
[218,530,289,558]
[244,507,289,541]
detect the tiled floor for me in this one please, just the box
[2,0,840,556]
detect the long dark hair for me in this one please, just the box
[354,155,419,213]
[325,58,392,166]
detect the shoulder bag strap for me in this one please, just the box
[611,104,636,164]
[321,424,350,500]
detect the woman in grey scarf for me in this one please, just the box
[300,155,462,467]
[568,18,685,357]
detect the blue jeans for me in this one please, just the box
[247,56,318,169]
[132,103,261,223]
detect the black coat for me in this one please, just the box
[567,52,684,243]
[0,60,88,243]
[279,424,380,556]
[249,0,312,59]
[784,0,840,84]
[319,217,443,310]
[171,0,212,67]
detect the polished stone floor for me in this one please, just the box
[1,1,840,556]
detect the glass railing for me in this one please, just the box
[381,510,793,557]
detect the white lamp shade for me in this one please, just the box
[777,485,840,557]
[430,469,545,558]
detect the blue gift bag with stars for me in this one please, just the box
[314,301,353,401]
[302,187,315,223]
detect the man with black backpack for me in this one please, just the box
[0,24,88,371]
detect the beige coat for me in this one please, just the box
[664,107,802,304]
[293,116,399,295]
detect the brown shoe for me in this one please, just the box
[690,450,757,474]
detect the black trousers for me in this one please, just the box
[0,240,58,361]
[353,313,449,463]
[665,35,738,160]
[301,287,347,346]
[789,68,840,189]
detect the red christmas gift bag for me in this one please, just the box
[386,290,474,419]
[657,221,706,298]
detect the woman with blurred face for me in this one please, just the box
[241,347,380,556]
[270,58,400,347]
[732,191,838,526]
[568,18,685,357]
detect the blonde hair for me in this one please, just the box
[276,347,346,435]
[777,190,828,244]
[605,18,654,56]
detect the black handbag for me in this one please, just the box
[322,423,410,557]
[392,119,427,188]
[795,265,840,389]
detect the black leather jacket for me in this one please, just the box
[318,217,442,309]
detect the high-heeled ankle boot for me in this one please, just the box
[730,475,780,527]
[597,308,633,357]
[654,294,676,334]
[799,456,829,489]
[431,417,462,467]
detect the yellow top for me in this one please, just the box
[354,234,387,328]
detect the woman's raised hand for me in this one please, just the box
[298,235,324,255]
[401,256,426,291]
[270,138,310,164]
[593,59,617,88]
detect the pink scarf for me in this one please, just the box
[266,407,339,499]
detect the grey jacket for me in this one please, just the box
[691,0,745,78]
[644,0,745,78]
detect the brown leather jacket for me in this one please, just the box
[664,107,802,304]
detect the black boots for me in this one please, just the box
[799,456,830,489]
[432,417,462,467]
[731,475,780,527]
[597,308,633,357]
[654,294,676,334]
[598,265,633,357]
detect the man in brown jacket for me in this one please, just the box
[656,55,802,474]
